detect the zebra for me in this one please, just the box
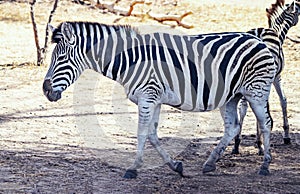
[43,21,277,178]
[232,0,300,155]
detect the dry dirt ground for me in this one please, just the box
[0,0,300,193]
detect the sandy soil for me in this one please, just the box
[0,0,300,193]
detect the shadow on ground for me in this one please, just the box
[0,132,299,193]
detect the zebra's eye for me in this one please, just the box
[63,38,76,47]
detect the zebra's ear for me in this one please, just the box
[48,24,63,43]
[61,22,75,44]
[48,24,56,33]
[294,1,300,13]
[285,3,296,13]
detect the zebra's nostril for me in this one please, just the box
[43,79,52,92]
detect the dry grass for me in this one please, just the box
[0,2,29,23]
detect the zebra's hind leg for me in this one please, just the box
[232,97,248,154]
[248,100,272,175]
[203,97,240,174]
[273,76,290,144]
[148,105,184,176]
[256,123,264,155]
[235,97,265,155]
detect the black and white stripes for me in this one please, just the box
[47,23,275,109]
[43,21,276,177]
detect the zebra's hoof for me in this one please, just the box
[167,161,184,177]
[231,148,239,155]
[174,161,184,176]
[202,163,216,174]
[283,137,291,145]
[123,169,137,179]
[258,150,264,156]
[258,167,270,176]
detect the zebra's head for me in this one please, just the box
[43,22,83,102]
[285,1,300,26]
[266,0,300,28]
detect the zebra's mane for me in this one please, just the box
[51,21,139,44]
[116,24,140,34]
[266,0,285,26]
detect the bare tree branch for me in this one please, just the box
[43,0,59,55]
[95,0,193,28]
[147,11,193,29]
[30,0,43,66]
[30,0,59,66]
[127,0,151,16]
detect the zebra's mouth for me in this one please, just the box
[43,79,62,102]
[44,90,62,102]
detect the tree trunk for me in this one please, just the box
[30,0,59,66]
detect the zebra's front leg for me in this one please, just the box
[123,134,147,178]
[203,98,240,173]
[148,105,184,177]
[123,101,154,179]
[273,76,290,144]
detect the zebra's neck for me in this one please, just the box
[271,18,292,45]
[269,9,295,45]
[84,24,140,83]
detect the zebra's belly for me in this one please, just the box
[161,90,224,112]
[127,85,230,112]
[166,101,220,112]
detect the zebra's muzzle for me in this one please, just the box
[43,79,62,102]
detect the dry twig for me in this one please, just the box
[127,0,152,16]
[95,0,193,28]
[147,11,193,29]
